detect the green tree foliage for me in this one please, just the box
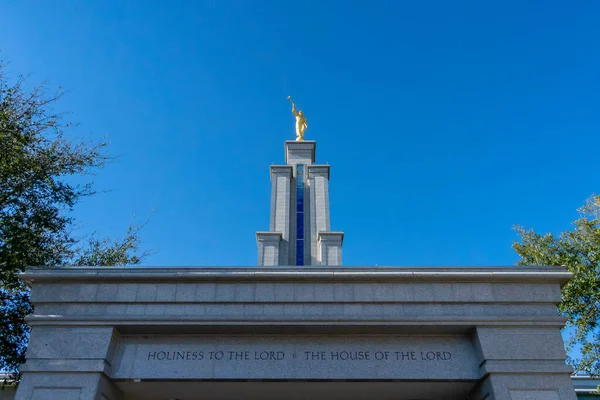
[514,195,600,376]
[0,62,146,383]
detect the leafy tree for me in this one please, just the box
[514,195,600,377]
[0,61,147,384]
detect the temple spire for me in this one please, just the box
[256,140,343,266]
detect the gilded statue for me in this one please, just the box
[287,96,307,141]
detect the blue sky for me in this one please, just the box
[1,1,599,267]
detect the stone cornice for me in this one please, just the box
[269,165,293,180]
[318,231,344,243]
[308,164,330,180]
[26,316,568,328]
[256,232,283,242]
[21,266,572,285]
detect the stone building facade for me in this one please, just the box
[12,138,587,399]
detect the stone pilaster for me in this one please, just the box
[308,165,330,265]
[256,232,282,266]
[318,232,344,265]
[268,165,292,264]
[469,327,576,400]
[15,327,122,400]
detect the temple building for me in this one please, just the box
[8,131,599,400]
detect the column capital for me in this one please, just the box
[269,165,293,180]
[256,232,282,243]
[308,164,330,180]
[318,231,344,244]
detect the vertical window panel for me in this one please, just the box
[296,165,305,266]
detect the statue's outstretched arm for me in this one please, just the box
[288,96,300,116]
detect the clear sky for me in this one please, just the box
[1,1,599,267]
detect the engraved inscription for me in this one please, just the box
[146,349,453,362]
[112,335,479,380]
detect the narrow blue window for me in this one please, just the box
[296,240,304,265]
[296,165,305,266]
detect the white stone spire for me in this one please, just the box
[256,141,343,266]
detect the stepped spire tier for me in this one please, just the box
[256,140,343,266]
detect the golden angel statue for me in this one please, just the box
[287,96,307,141]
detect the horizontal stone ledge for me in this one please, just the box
[480,359,573,375]
[29,281,563,304]
[19,359,110,374]
[26,315,568,326]
[111,378,481,383]
[31,303,561,322]
[27,313,565,322]
[21,266,572,285]
[22,323,570,335]
[29,299,563,305]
